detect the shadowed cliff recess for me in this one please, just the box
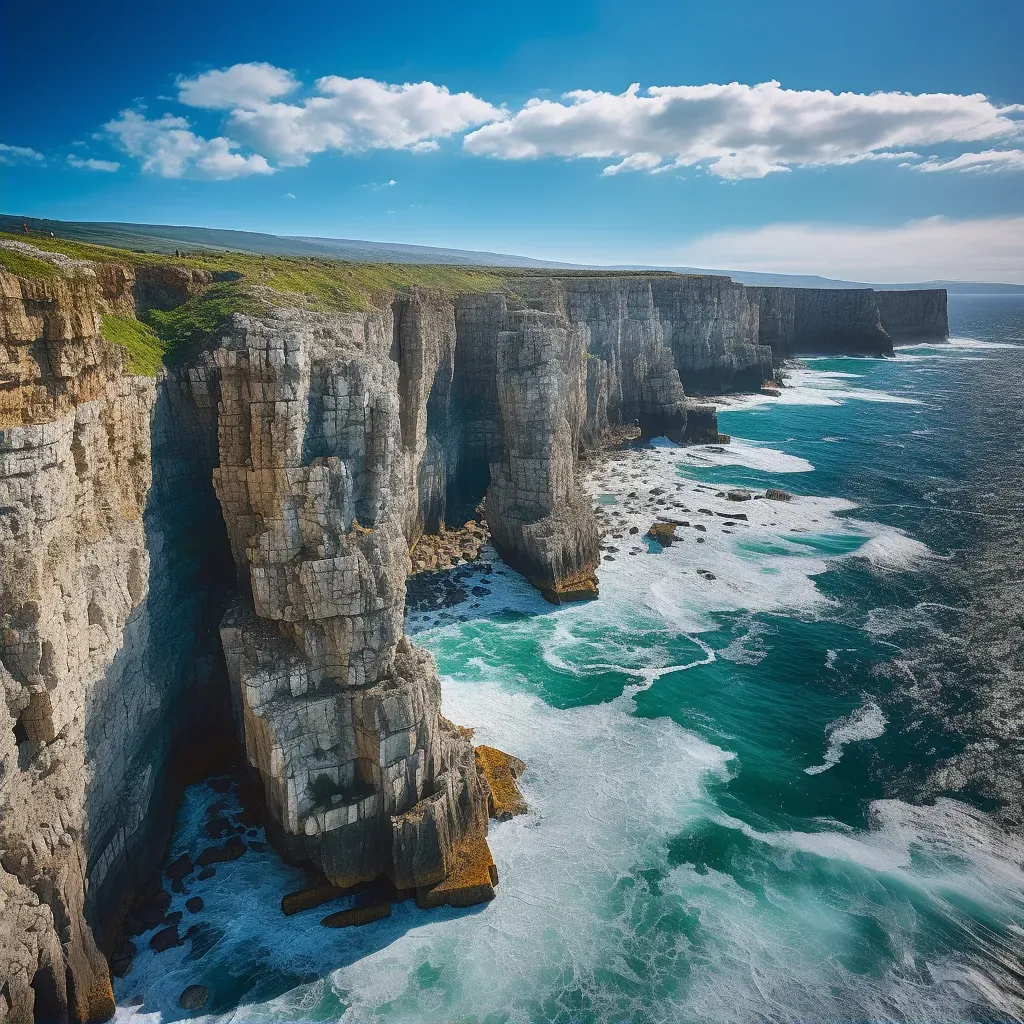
[0,235,946,1023]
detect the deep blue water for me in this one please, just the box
[116,295,1024,1024]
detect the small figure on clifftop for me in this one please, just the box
[21,222,29,235]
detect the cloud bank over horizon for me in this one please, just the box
[16,62,1016,182]
[672,215,1024,285]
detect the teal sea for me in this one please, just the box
[115,296,1024,1024]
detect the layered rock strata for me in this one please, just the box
[211,307,491,902]
[485,309,600,601]
[0,261,232,1024]
[0,241,950,1022]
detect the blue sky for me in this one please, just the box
[3,0,1023,281]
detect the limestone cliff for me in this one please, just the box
[0,256,231,1024]
[749,285,948,357]
[875,288,949,343]
[0,238,949,1022]
[212,304,491,900]
[485,309,600,601]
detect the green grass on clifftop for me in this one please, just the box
[0,231,510,313]
[141,282,260,366]
[100,314,165,376]
[2,230,681,375]
[0,247,61,280]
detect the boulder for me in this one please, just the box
[647,523,677,547]
[475,746,528,820]
[178,985,209,1011]
[281,881,351,916]
[149,925,181,953]
[320,902,392,928]
[166,854,193,881]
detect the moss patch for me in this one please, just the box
[140,281,261,366]
[100,314,165,376]
[0,248,61,280]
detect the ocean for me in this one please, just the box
[115,294,1024,1024]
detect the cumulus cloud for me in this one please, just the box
[105,110,274,179]
[227,75,503,165]
[674,216,1024,283]
[67,154,120,172]
[177,61,298,109]
[463,81,1024,178]
[0,143,44,165]
[911,148,1024,173]
[93,68,1024,184]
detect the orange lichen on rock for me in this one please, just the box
[475,745,528,821]
[540,565,599,604]
[647,522,677,546]
[320,902,392,928]
[281,880,352,916]
[416,829,498,910]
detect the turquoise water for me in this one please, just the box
[116,296,1024,1023]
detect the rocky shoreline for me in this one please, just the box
[0,240,948,1023]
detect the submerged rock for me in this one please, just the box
[178,984,209,1011]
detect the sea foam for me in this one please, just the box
[805,700,887,774]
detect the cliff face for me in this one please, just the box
[649,276,772,395]
[513,275,766,432]
[485,309,599,601]
[0,241,949,1022]
[749,285,948,357]
[0,260,232,1024]
[875,289,949,343]
[213,305,490,901]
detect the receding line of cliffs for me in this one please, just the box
[0,238,947,1024]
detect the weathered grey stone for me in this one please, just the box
[211,306,490,896]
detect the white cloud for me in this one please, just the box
[912,148,1024,173]
[463,81,1024,178]
[284,192,296,199]
[177,61,298,109]
[105,109,274,179]
[0,143,44,165]
[674,216,1024,284]
[67,154,120,172]
[602,152,664,175]
[227,75,503,165]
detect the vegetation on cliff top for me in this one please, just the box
[0,246,62,280]
[1,230,681,375]
[99,314,165,376]
[0,230,510,314]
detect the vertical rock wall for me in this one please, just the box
[485,309,600,602]
[875,289,949,343]
[748,285,948,357]
[450,293,506,515]
[212,307,490,898]
[748,286,892,356]
[392,289,459,540]
[0,262,232,1024]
